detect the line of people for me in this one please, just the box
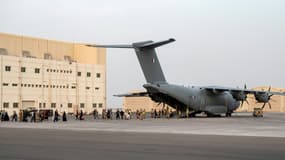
[150,107,175,119]
[1,109,68,123]
[74,109,85,120]
[1,107,179,123]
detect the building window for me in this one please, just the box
[86,86,90,90]
[93,103,97,108]
[96,73,101,78]
[35,68,40,73]
[21,67,26,72]
[51,103,56,108]
[87,72,91,77]
[12,83,18,87]
[5,66,11,71]
[39,103,42,108]
[77,72,81,76]
[95,87,99,90]
[68,103,72,108]
[80,103,84,108]
[3,83,8,86]
[3,102,9,108]
[43,103,46,108]
[98,103,103,108]
[71,86,76,89]
[13,103,19,108]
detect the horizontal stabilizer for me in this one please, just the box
[134,38,175,49]
[86,38,175,49]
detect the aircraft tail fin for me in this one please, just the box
[86,38,175,84]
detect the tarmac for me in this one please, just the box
[1,112,285,137]
[0,112,285,160]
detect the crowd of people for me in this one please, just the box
[0,107,179,123]
[150,107,175,119]
[0,109,67,123]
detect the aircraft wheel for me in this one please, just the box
[225,112,232,117]
[189,113,196,117]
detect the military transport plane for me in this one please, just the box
[87,39,285,117]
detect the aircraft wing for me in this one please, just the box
[114,92,149,97]
[204,86,285,96]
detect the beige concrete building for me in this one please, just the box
[0,33,106,115]
[123,90,171,112]
[124,87,285,113]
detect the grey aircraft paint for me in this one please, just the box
[87,39,285,117]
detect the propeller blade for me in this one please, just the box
[268,86,271,92]
[262,103,266,109]
[244,84,247,89]
[268,102,272,109]
[156,102,161,107]
[245,99,249,105]
[241,101,244,107]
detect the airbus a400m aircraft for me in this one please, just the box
[87,39,285,117]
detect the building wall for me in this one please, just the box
[0,33,106,115]
[123,90,171,112]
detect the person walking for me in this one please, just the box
[79,110,84,120]
[30,111,35,122]
[116,109,120,120]
[154,109,158,119]
[19,110,23,122]
[53,109,59,122]
[93,109,98,119]
[120,110,124,120]
[62,111,67,122]
[11,111,18,122]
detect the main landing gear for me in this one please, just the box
[225,112,232,117]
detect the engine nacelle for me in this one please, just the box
[231,92,247,101]
[254,93,270,103]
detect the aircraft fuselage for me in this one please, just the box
[144,83,240,115]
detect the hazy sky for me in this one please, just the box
[0,0,284,107]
